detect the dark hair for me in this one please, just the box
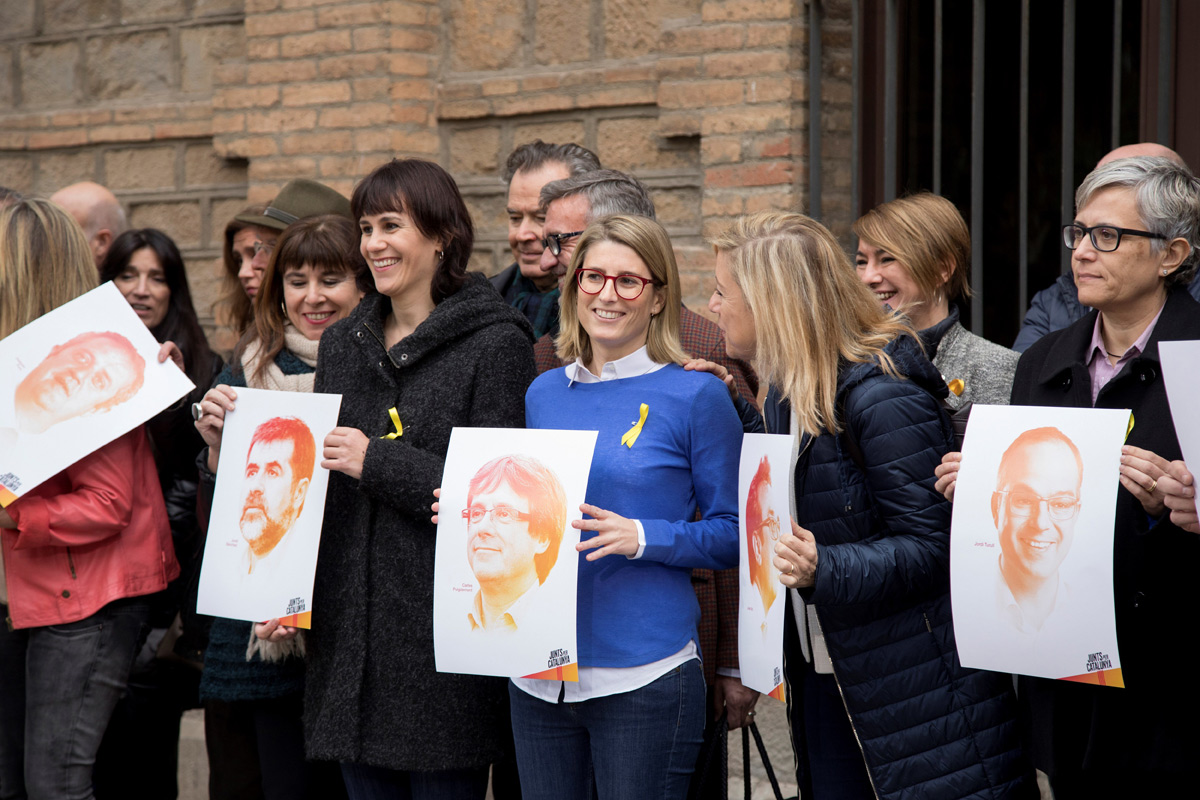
[352,158,474,304]
[243,214,369,385]
[219,205,266,335]
[100,228,215,388]
[503,140,600,183]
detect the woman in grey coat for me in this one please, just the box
[264,159,536,799]
[854,192,1018,409]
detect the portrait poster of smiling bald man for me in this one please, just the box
[196,387,341,628]
[0,282,194,507]
[950,404,1128,685]
[434,426,596,680]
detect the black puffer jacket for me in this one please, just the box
[766,335,1032,799]
[305,275,536,771]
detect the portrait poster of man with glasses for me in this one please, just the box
[434,427,597,679]
[949,405,1127,684]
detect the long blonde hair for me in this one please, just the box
[556,214,688,368]
[711,211,916,436]
[0,198,98,339]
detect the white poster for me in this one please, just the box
[737,433,793,701]
[0,283,194,507]
[950,404,1127,686]
[1158,340,1200,472]
[196,387,342,629]
[434,427,597,680]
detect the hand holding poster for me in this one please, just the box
[433,427,597,680]
[0,283,195,506]
[950,404,1127,686]
[196,387,342,628]
[737,433,794,700]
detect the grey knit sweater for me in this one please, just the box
[924,307,1019,410]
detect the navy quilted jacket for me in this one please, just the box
[765,335,1033,799]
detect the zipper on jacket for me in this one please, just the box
[826,630,882,800]
[362,322,401,368]
[66,547,77,580]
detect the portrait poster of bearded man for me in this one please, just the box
[196,387,341,628]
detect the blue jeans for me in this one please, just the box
[508,659,706,800]
[0,597,149,800]
[339,762,488,800]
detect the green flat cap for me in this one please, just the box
[235,179,353,231]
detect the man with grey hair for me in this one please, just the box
[1014,143,1200,351]
[533,167,762,747]
[49,181,127,269]
[491,140,600,339]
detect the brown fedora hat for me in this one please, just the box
[235,179,352,231]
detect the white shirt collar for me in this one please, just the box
[564,345,666,385]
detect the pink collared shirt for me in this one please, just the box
[1086,305,1165,405]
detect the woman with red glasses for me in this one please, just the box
[510,214,742,800]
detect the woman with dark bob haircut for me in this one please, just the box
[259,158,536,799]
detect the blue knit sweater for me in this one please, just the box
[525,364,741,668]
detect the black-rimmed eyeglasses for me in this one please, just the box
[1062,223,1166,252]
[541,230,585,256]
[575,268,657,300]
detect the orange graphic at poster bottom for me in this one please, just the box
[523,663,579,682]
[1060,667,1124,688]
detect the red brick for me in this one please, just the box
[317,2,388,27]
[701,106,790,134]
[702,0,793,23]
[318,155,365,178]
[282,131,353,154]
[218,86,280,109]
[438,100,491,119]
[113,105,177,123]
[227,136,280,158]
[154,120,213,138]
[318,103,391,128]
[318,54,384,79]
[352,27,389,52]
[247,39,280,60]
[352,77,392,100]
[87,125,156,143]
[390,129,438,155]
[212,112,246,134]
[744,23,793,48]
[480,78,519,96]
[702,137,742,164]
[390,29,437,51]
[656,57,702,79]
[755,136,793,158]
[658,80,743,109]
[245,0,281,11]
[576,85,656,108]
[248,60,318,84]
[389,1,432,25]
[705,51,790,78]
[389,80,433,101]
[49,109,112,127]
[246,10,315,37]
[353,130,391,151]
[706,162,793,188]
[746,77,794,103]
[213,63,247,86]
[0,132,28,148]
[389,53,430,76]
[603,65,656,83]
[391,105,429,124]
[281,81,351,106]
[250,157,318,179]
[661,24,744,54]
[492,94,574,117]
[440,82,480,101]
[281,30,352,59]
[247,108,318,133]
[520,74,562,92]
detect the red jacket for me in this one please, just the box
[3,427,178,629]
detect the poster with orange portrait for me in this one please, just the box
[0,283,194,507]
[737,432,794,701]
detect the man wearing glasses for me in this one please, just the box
[233,178,353,280]
[991,426,1084,636]
[464,454,567,633]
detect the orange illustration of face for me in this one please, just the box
[13,332,145,434]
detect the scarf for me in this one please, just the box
[239,325,319,391]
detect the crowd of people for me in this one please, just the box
[0,136,1196,800]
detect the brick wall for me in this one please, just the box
[1,0,857,337]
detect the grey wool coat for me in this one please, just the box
[923,306,1019,409]
[304,274,536,771]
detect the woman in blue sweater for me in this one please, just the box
[706,212,1032,800]
[513,214,742,800]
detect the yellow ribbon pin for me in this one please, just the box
[621,403,649,448]
[383,407,404,439]
[947,378,965,397]
[1124,412,1134,442]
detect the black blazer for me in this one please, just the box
[1011,288,1200,780]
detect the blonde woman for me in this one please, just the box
[0,198,179,800]
[511,215,742,800]
[706,211,1031,800]
[854,192,1017,407]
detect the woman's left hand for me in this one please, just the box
[157,341,184,371]
[322,427,370,480]
[773,520,818,588]
[1119,445,1174,517]
[574,503,640,560]
[254,619,299,642]
[683,358,736,399]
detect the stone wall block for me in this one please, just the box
[603,0,660,60]
[130,200,202,246]
[598,117,696,171]
[463,194,507,232]
[34,150,98,194]
[449,0,524,72]
[20,41,81,106]
[512,121,587,150]
[318,54,384,80]
[245,10,316,37]
[120,0,184,24]
[651,187,701,227]
[534,0,591,65]
[0,46,13,109]
[0,156,35,194]
[281,30,353,59]
[196,0,246,14]
[185,144,246,187]
[181,24,246,95]
[85,31,172,101]
[44,0,119,32]
[449,127,501,175]
[4,1,35,35]
[281,81,352,106]
[104,146,177,190]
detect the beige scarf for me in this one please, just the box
[240,323,318,663]
[239,325,319,391]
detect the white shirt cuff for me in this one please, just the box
[630,519,646,559]
[715,668,740,679]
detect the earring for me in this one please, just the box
[1163,268,1170,276]
[436,249,444,261]
[281,300,287,315]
